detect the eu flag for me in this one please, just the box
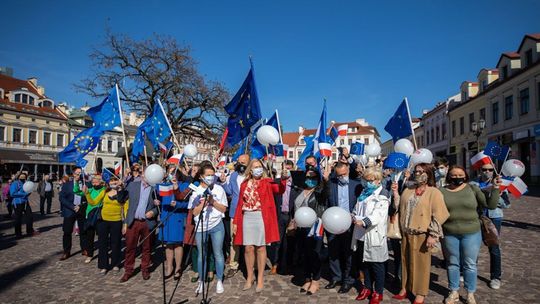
[383,152,410,170]
[59,127,103,164]
[250,120,267,160]
[384,99,413,142]
[86,85,121,132]
[147,102,172,148]
[225,68,262,146]
[130,118,151,164]
[483,141,510,161]
[329,127,339,145]
[102,168,114,183]
[296,135,315,170]
[350,142,365,155]
[232,138,248,161]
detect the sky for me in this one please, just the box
[1,0,540,141]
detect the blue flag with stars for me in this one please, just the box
[59,127,103,164]
[384,99,413,142]
[350,142,365,155]
[130,118,151,164]
[146,102,172,148]
[102,168,114,183]
[383,152,410,170]
[483,141,510,161]
[86,85,121,132]
[225,68,262,146]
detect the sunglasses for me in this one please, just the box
[481,168,494,172]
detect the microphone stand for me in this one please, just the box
[197,189,212,304]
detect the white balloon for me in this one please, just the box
[394,139,415,156]
[23,181,35,193]
[294,206,318,228]
[355,154,368,166]
[256,125,280,147]
[322,207,352,235]
[365,143,381,157]
[183,144,198,158]
[501,159,525,177]
[410,148,433,165]
[144,164,165,186]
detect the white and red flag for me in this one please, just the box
[470,151,491,170]
[114,162,122,176]
[507,176,528,198]
[337,124,348,136]
[167,154,184,164]
[158,184,174,197]
[318,142,332,157]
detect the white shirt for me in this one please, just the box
[188,184,228,232]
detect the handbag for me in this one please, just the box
[85,205,102,230]
[479,214,499,246]
[387,213,402,239]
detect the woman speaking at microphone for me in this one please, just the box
[233,159,286,293]
[188,163,228,294]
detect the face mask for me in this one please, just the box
[235,163,247,174]
[252,167,264,178]
[338,176,349,184]
[305,178,318,189]
[168,174,174,181]
[437,168,447,178]
[93,185,104,190]
[414,173,428,185]
[449,177,465,187]
[110,184,118,190]
[481,171,494,180]
[203,176,214,186]
[19,178,26,182]
[366,181,378,190]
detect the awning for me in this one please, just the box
[0,148,64,165]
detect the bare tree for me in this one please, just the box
[76,31,229,143]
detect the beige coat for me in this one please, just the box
[398,186,449,233]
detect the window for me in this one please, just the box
[459,117,464,135]
[469,113,475,131]
[13,128,22,142]
[501,66,508,79]
[504,95,513,120]
[348,139,352,145]
[0,126,5,141]
[364,138,369,145]
[84,119,93,127]
[288,151,293,159]
[436,126,440,142]
[481,79,488,91]
[519,88,529,115]
[430,128,434,144]
[426,130,430,145]
[107,140,113,152]
[29,130,37,144]
[332,152,337,161]
[44,132,52,145]
[42,100,53,108]
[479,108,486,120]
[117,141,123,152]
[340,139,345,145]
[442,123,447,140]
[98,141,103,152]
[452,120,456,137]
[492,102,499,125]
[525,49,533,67]
[57,134,64,147]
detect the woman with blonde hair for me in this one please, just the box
[233,159,286,293]
[391,163,450,304]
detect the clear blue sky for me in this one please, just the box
[1,0,539,141]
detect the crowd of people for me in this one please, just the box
[0,147,511,304]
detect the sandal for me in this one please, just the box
[306,280,319,295]
[300,280,312,293]
[174,270,182,281]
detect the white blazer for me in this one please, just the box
[350,186,390,263]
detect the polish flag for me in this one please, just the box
[217,156,228,167]
[158,184,174,197]
[507,176,528,198]
[318,142,332,157]
[470,151,491,170]
[337,124,348,136]
[167,154,184,164]
[114,162,122,176]
[283,144,289,158]
[499,176,514,192]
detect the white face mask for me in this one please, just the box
[437,168,447,177]
[203,176,214,186]
[252,167,264,177]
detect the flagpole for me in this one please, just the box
[143,144,149,167]
[115,84,132,174]
[91,147,99,173]
[156,98,182,151]
[404,97,418,150]
[275,109,283,144]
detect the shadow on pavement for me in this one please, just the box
[502,219,540,232]
[0,259,47,293]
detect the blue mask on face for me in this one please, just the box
[366,181,378,190]
[305,179,318,189]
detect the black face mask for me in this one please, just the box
[449,177,465,187]
[235,163,247,174]
[19,179,26,183]
[93,185,104,190]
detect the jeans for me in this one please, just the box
[328,230,354,285]
[195,221,225,281]
[489,217,502,280]
[357,241,385,294]
[443,230,482,292]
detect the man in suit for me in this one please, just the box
[58,167,87,260]
[120,175,159,282]
[37,174,54,215]
[325,162,363,293]
[221,154,250,278]
[268,160,298,275]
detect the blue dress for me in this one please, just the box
[158,182,189,244]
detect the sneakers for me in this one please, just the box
[489,279,501,289]
[112,266,120,273]
[195,281,203,294]
[99,269,107,275]
[84,257,92,264]
[216,280,224,294]
[466,292,477,304]
[444,290,459,304]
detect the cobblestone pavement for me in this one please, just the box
[1,192,540,304]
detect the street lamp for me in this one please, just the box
[471,119,486,151]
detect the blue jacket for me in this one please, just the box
[222,171,243,217]
[9,180,30,205]
[326,177,364,213]
[59,180,88,217]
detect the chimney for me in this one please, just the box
[298,125,305,134]
[355,118,367,126]
[56,103,68,115]
[37,86,45,96]
[27,77,38,88]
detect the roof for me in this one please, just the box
[282,132,300,146]
[496,52,520,67]
[281,120,381,146]
[517,33,540,53]
[0,74,66,120]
